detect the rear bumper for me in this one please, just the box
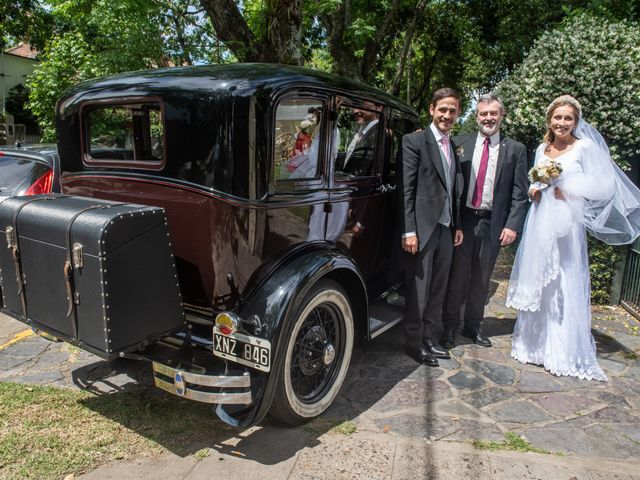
[152,361,252,405]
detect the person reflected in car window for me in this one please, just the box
[336,104,379,177]
[288,108,322,179]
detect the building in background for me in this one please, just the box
[1,43,40,145]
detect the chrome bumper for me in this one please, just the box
[152,362,252,405]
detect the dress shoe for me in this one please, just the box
[461,329,492,347]
[423,337,451,359]
[406,345,439,367]
[440,330,456,349]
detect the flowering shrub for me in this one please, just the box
[498,14,640,169]
[497,14,640,304]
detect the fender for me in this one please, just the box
[217,241,368,427]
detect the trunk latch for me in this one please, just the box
[5,226,16,250]
[72,243,84,269]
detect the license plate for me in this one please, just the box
[213,327,271,372]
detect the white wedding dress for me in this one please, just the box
[507,142,607,381]
[507,119,640,381]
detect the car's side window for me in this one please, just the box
[274,98,324,181]
[84,101,164,167]
[334,101,382,179]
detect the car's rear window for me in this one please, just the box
[82,100,165,169]
[0,156,49,195]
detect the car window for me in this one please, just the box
[388,113,418,179]
[334,101,382,179]
[274,98,325,181]
[83,101,164,167]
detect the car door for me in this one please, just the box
[327,96,386,288]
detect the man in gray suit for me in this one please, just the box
[442,94,528,348]
[401,88,464,366]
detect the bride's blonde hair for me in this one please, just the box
[544,94,582,145]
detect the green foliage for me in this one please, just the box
[588,237,622,305]
[25,0,217,141]
[497,15,640,167]
[497,14,639,303]
[0,0,55,50]
[27,33,99,140]
[568,0,640,22]
[5,84,36,127]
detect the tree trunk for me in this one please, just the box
[322,1,361,80]
[199,0,259,61]
[263,0,304,64]
[199,0,303,64]
[414,53,437,112]
[389,0,428,97]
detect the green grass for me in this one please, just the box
[471,432,549,454]
[0,382,232,479]
[620,350,639,360]
[302,417,357,436]
[194,448,210,461]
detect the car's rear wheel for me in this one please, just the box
[270,279,354,425]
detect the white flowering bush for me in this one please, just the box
[497,14,640,304]
[498,15,640,170]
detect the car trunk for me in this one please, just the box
[0,194,185,360]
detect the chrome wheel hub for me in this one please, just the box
[322,343,336,366]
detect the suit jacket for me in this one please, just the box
[400,128,464,251]
[337,123,378,176]
[453,133,528,245]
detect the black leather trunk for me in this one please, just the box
[0,194,184,359]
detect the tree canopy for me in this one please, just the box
[497,14,640,170]
[2,0,638,137]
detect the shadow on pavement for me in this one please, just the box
[69,325,429,464]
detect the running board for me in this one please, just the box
[369,292,404,340]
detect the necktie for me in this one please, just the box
[472,137,491,208]
[440,135,450,165]
[346,128,363,162]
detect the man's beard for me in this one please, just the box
[479,121,500,136]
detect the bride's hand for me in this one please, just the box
[554,187,565,200]
[529,188,541,202]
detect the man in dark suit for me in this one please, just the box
[442,94,528,348]
[338,107,379,177]
[400,88,464,366]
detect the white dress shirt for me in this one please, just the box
[430,123,451,163]
[466,131,500,210]
[344,119,379,168]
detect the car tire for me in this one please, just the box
[270,279,354,425]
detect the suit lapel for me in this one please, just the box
[457,135,475,199]
[425,129,447,187]
[494,134,507,190]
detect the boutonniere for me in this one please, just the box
[455,146,464,158]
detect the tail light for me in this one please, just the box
[25,169,54,195]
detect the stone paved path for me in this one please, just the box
[1,253,640,478]
[326,268,640,461]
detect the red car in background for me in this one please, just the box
[0,144,60,196]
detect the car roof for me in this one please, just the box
[58,63,417,117]
[0,144,58,167]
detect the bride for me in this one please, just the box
[506,95,640,381]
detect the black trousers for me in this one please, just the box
[444,211,501,334]
[404,224,454,349]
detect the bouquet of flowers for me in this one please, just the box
[528,159,563,184]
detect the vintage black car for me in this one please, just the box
[0,64,419,427]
